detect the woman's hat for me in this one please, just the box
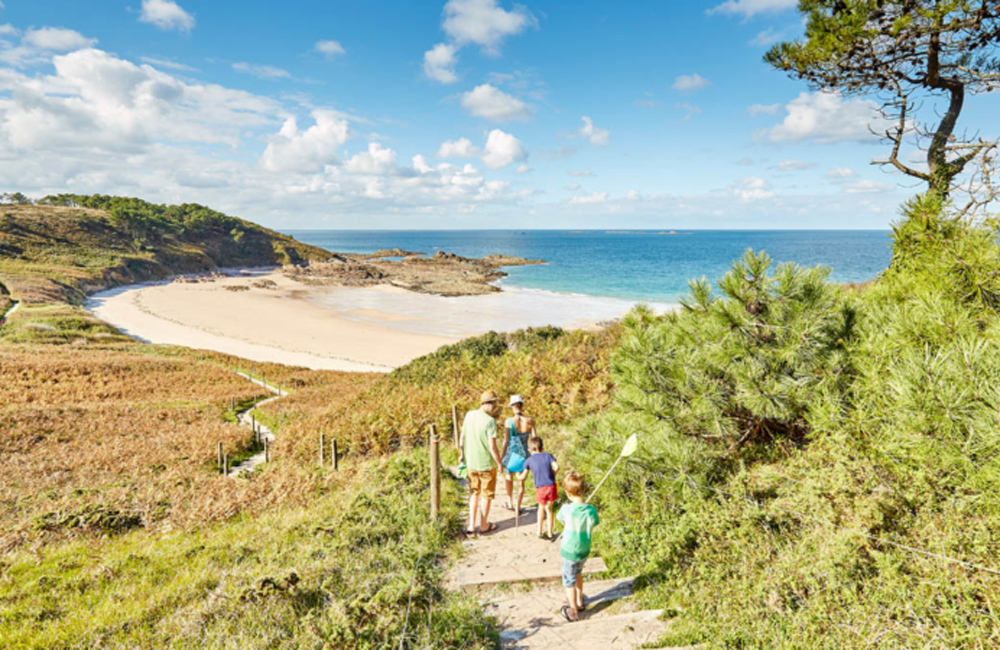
[480,390,499,404]
[509,394,524,406]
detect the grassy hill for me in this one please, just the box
[0,195,331,307]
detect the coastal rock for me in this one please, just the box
[284,250,545,297]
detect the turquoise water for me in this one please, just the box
[288,230,893,304]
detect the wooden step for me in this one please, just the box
[501,608,666,650]
[491,577,638,632]
[455,556,608,592]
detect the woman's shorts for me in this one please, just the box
[561,558,587,588]
[535,484,558,504]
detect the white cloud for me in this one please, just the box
[844,180,894,194]
[437,137,481,158]
[826,167,857,181]
[578,116,609,146]
[514,163,531,174]
[625,189,641,201]
[0,48,280,154]
[568,169,593,177]
[423,43,459,84]
[635,98,661,109]
[0,24,17,37]
[345,142,400,175]
[0,45,531,220]
[233,62,291,79]
[140,56,197,72]
[708,0,797,18]
[762,92,891,143]
[730,177,774,201]
[676,102,701,122]
[569,191,609,205]
[261,110,351,173]
[139,0,195,32]
[460,83,532,121]
[749,22,803,46]
[672,73,711,92]
[442,0,535,55]
[22,27,95,50]
[476,179,509,201]
[412,154,434,174]
[315,40,346,58]
[777,159,815,171]
[747,103,782,116]
[0,27,97,66]
[422,0,535,83]
[481,128,527,169]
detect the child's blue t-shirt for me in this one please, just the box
[524,452,557,487]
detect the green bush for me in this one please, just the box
[570,195,1000,648]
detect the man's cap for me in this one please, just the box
[509,394,524,406]
[480,390,499,404]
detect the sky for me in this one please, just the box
[0,0,997,230]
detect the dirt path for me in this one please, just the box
[446,483,682,650]
[228,371,284,476]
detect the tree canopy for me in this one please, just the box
[766,0,1000,206]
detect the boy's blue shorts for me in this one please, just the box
[561,558,587,587]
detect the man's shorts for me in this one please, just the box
[535,484,558,504]
[468,468,497,499]
[561,557,587,588]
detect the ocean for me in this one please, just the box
[288,230,893,304]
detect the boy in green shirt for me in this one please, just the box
[556,471,599,622]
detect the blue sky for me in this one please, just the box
[0,0,997,229]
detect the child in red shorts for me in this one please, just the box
[521,436,559,539]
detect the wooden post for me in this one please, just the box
[264,437,270,463]
[223,454,229,476]
[218,441,223,471]
[252,414,256,433]
[452,405,459,447]
[231,396,235,412]
[332,438,338,471]
[430,425,441,521]
[320,433,325,467]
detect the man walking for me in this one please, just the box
[459,390,504,536]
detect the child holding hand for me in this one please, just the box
[520,436,559,538]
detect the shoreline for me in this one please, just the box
[86,269,669,372]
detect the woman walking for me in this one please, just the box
[502,394,536,515]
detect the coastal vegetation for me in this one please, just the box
[564,196,1000,647]
[259,324,619,460]
[0,196,330,306]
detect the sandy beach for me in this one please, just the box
[87,270,665,372]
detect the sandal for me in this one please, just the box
[480,522,499,534]
[560,605,578,623]
[463,529,477,539]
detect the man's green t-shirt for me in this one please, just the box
[462,409,497,472]
[557,502,600,562]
